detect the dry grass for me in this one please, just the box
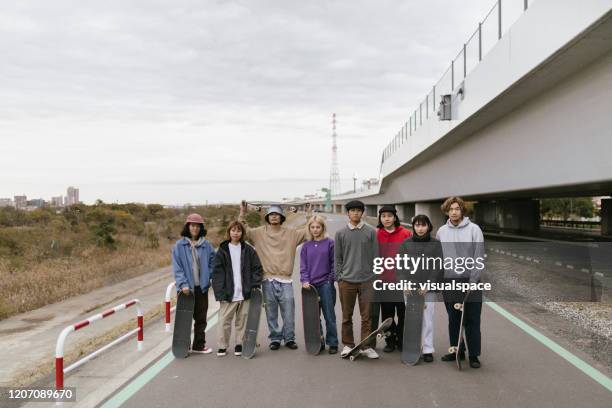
[0,223,225,321]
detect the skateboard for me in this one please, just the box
[401,291,425,365]
[302,286,323,355]
[172,291,195,358]
[343,317,393,361]
[242,288,264,359]
[448,291,470,370]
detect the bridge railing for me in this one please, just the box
[382,0,534,165]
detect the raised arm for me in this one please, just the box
[293,203,313,246]
[238,200,254,243]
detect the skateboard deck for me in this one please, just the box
[401,291,425,365]
[343,317,393,361]
[448,292,470,370]
[242,288,263,359]
[302,286,322,355]
[172,291,195,358]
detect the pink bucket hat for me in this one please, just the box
[185,213,204,224]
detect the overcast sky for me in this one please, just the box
[0,0,493,205]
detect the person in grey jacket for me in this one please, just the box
[436,196,485,368]
[335,200,379,359]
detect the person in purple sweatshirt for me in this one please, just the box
[300,214,338,354]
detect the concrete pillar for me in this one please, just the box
[497,199,540,233]
[414,202,446,236]
[601,198,611,236]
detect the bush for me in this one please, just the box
[86,208,117,249]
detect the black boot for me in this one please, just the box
[469,356,481,368]
[441,352,465,361]
[422,353,434,363]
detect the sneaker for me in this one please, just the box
[423,353,434,363]
[340,346,352,357]
[234,345,242,356]
[191,346,213,354]
[360,347,379,359]
[469,356,481,368]
[383,343,395,353]
[285,341,298,350]
[217,348,227,356]
[441,352,465,361]
[269,342,281,350]
[329,346,338,355]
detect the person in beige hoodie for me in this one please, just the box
[239,201,312,350]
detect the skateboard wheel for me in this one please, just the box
[454,303,462,310]
[449,346,456,353]
[376,333,382,340]
[349,355,356,361]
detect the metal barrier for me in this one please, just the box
[55,299,143,390]
[164,281,176,332]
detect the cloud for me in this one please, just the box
[0,0,494,204]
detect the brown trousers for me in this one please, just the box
[218,299,249,349]
[339,280,372,349]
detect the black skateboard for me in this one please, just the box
[242,288,264,359]
[172,291,195,358]
[401,291,425,365]
[302,286,322,355]
[343,317,393,361]
[448,291,470,370]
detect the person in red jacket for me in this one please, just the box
[376,205,412,352]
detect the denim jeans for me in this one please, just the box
[314,281,338,347]
[262,279,295,343]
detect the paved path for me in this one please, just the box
[102,213,612,408]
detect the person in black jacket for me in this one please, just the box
[396,214,443,363]
[212,220,263,356]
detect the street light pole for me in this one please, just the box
[353,173,358,193]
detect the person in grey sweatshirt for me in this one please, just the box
[436,196,485,369]
[335,200,379,359]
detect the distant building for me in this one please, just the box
[66,187,79,206]
[0,198,13,207]
[51,196,64,207]
[26,199,45,208]
[14,195,27,209]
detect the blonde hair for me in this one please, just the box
[305,215,328,240]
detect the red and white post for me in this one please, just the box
[55,299,143,390]
[165,281,176,332]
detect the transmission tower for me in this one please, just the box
[329,113,341,196]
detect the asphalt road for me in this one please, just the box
[109,213,611,408]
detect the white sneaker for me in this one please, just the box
[360,348,379,359]
[191,346,213,354]
[340,346,352,357]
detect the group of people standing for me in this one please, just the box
[171,196,484,368]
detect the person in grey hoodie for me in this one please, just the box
[435,196,485,369]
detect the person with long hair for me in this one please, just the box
[172,213,216,354]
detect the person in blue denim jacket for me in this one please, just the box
[172,213,216,354]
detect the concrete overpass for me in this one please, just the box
[290,0,612,236]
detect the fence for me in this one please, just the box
[55,299,143,390]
